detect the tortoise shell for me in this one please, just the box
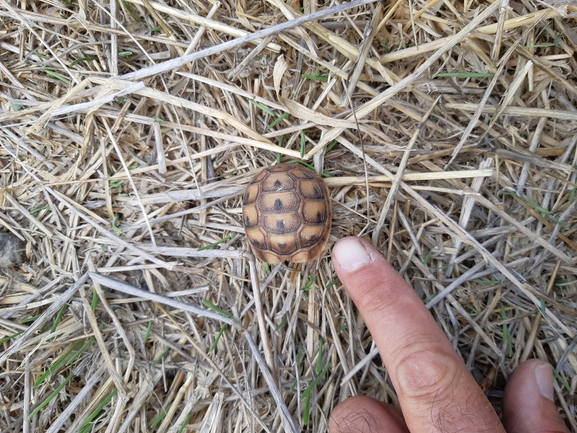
[242,164,332,263]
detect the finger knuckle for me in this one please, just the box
[394,343,461,401]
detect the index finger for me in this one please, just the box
[332,237,504,433]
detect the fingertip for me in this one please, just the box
[332,237,376,273]
[329,395,408,433]
[503,359,569,433]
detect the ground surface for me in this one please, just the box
[0,0,576,432]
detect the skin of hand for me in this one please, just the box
[329,237,569,433]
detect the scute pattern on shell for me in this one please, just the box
[242,164,332,263]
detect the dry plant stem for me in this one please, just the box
[102,118,157,247]
[372,97,440,244]
[324,170,496,187]
[88,273,240,326]
[23,358,30,433]
[0,0,78,84]
[178,71,287,111]
[62,78,281,153]
[491,0,509,61]
[129,193,240,229]
[409,255,503,357]
[139,246,243,259]
[0,277,64,319]
[520,315,542,363]
[51,189,174,268]
[418,161,573,263]
[3,193,53,238]
[244,333,299,433]
[345,2,384,103]
[450,158,495,265]
[1,0,576,430]
[44,365,108,433]
[248,259,277,382]
[120,0,378,81]
[50,83,146,117]
[426,256,496,310]
[239,263,284,318]
[478,60,534,144]
[182,2,220,56]
[306,0,503,157]
[0,273,89,365]
[339,346,380,387]
[408,183,574,337]
[124,0,281,53]
[90,271,136,383]
[344,126,571,333]
[446,24,524,166]
[1,144,173,268]
[442,103,577,121]
[379,8,560,64]
[148,321,273,433]
[517,114,547,194]
[79,286,129,400]
[402,0,445,32]
[62,378,116,433]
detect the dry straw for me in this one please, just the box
[1,0,576,432]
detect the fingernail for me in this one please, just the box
[535,364,554,401]
[332,238,375,271]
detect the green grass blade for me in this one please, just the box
[79,388,118,433]
[249,99,276,117]
[274,317,287,332]
[315,337,324,375]
[198,234,232,251]
[44,69,71,84]
[553,368,571,392]
[66,336,95,366]
[152,348,169,367]
[301,275,314,292]
[49,305,67,336]
[209,324,228,351]
[302,73,328,82]
[178,412,194,433]
[268,112,290,129]
[34,342,81,387]
[0,330,24,344]
[202,301,233,318]
[143,320,153,343]
[29,372,75,419]
[500,304,512,357]
[149,404,172,429]
[301,362,331,398]
[69,56,97,67]
[276,135,285,165]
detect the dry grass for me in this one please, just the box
[1,0,577,431]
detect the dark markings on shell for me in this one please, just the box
[274,180,282,189]
[314,186,324,199]
[278,242,287,249]
[245,216,252,227]
[274,198,283,210]
[316,211,324,223]
[303,235,319,247]
[277,220,285,232]
[251,239,264,248]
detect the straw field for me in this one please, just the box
[0,0,576,432]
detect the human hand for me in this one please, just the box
[329,237,569,433]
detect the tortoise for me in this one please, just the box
[242,164,332,263]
